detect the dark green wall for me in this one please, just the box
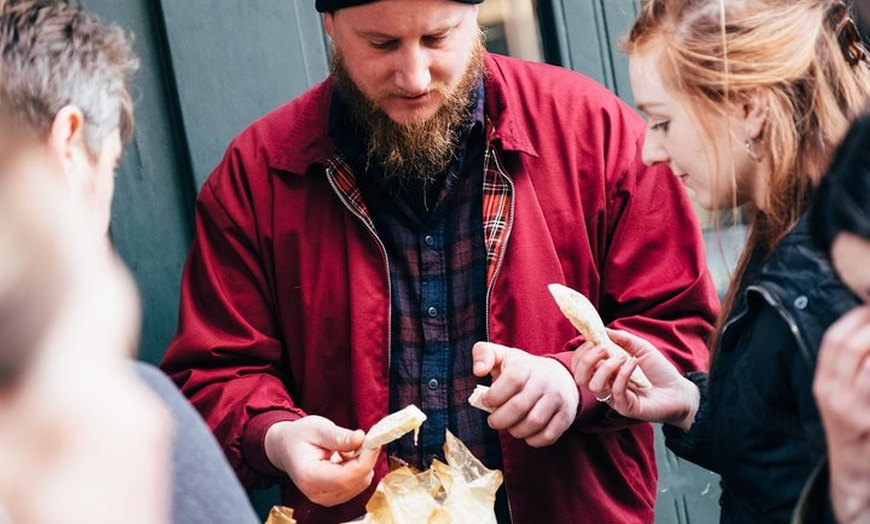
[90,0,330,365]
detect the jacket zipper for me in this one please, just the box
[325,165,393,371]
[481,147,516,523]
[329,154,517,522]
[746,284,812,366]
[719,306,750,343]
[484,149,516,342]
[718,285,810,365]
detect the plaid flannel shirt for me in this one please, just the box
[327,90,514,473]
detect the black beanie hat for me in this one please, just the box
[316,0,483,13]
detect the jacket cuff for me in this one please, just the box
[663,371,709,452]
[546,351,610,422]
[242,409,306,479]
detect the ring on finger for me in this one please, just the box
[595,392,613,403]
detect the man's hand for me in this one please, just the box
[572,329,699,431]
[264,416,378,507]
[472,342,579,447]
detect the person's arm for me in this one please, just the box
[160,144,377,503]
[133,362,260,524]
[160,152,303,487]
[472,115,717,442]
[813,306,870,524]
[557,129,718,431]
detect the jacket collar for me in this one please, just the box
[268,53,537,176]
[723,215,861,362]
[481,53,538,157]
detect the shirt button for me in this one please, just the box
[424,235,435,247]
[428,378,439,390]
[427,306,438,318]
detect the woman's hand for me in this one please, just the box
[813,305,870,524]
[572,329,700,431]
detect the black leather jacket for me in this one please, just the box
[664,216,860,524]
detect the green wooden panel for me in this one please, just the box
[547,0,612,87]
[548,0,639,102]
[158,0,330,189]
[600,0,640,104]
[85,0,195,366]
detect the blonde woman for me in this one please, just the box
[574,1,870,522]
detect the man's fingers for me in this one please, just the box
[304,447,378,487]
[311,421,365,453]
[507,394,557,440]
[473,342,509,377]
[485,361,530,409]
[299,457,376,507]
[525,410,570,448]
[488,385,539,429]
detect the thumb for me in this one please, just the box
[472,342,507,377]
[311,420,366,453]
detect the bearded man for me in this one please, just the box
[161,1,719,522]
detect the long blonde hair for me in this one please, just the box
[624,0,870,350]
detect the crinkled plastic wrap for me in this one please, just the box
[353,431,503,524]
[264,506,296,524]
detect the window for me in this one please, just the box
[479,0,544,62]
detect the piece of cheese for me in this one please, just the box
[363,405,427,449]
[548,283,652,389]
[467,385,493,413]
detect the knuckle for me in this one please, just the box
[541,429,559,445]
[526,438,544,448]
[527,411,550,429]
[508,426,525,440]
[582,350,600,365]
[503,371,525,390]
[515,395,536,414]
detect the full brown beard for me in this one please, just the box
[331,35,485,187]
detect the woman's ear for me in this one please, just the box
[46,105,87,180]
[741,89,770,141]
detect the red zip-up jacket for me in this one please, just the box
[161,54,718,523]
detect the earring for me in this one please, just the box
[744,139,762,163]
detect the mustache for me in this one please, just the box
[367,83,451,117]
[380,85,450,98]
